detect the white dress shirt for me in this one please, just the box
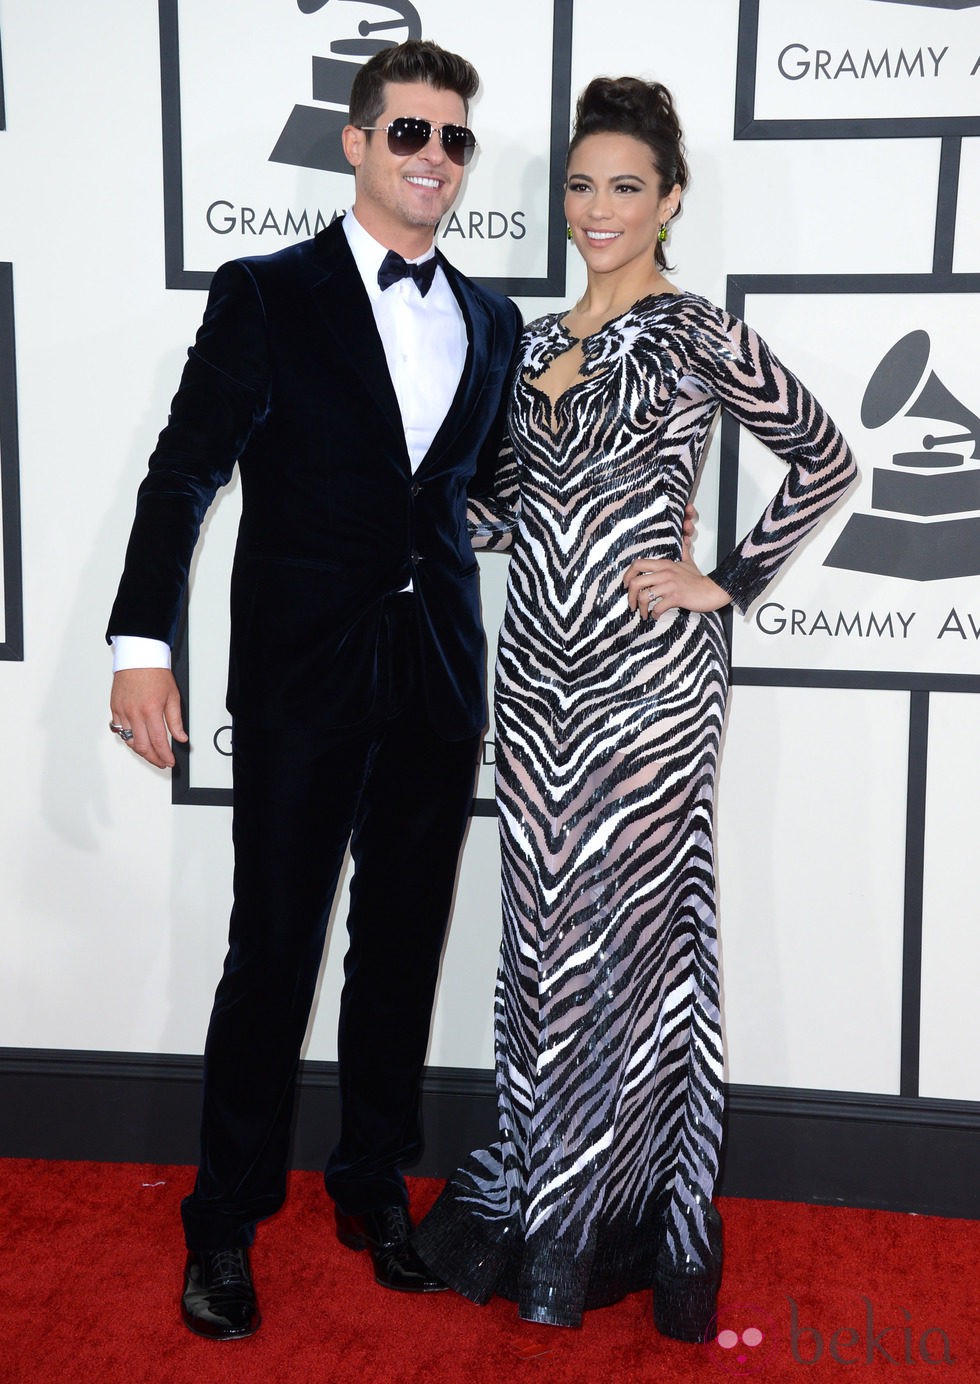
[112,209,467,671]
[343,209,466,474]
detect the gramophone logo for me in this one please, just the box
[825,330,980,580]
[271,0,422,174]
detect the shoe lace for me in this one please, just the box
[374,1205,412,1245]
[204,1248,251,1293]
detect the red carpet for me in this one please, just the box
[0,1159,977,1382]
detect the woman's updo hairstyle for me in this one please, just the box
[567,77,688,270]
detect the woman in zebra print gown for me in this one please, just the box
[414,77,856,1339]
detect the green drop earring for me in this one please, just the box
[659,205,677,244]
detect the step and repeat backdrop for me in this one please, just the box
[1,0,978,1119]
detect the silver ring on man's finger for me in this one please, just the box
[120,728,135,742]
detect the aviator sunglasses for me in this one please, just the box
[357,116,477,167]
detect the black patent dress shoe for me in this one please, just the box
[335,1204,447,1293]
[181,1247,261,1340]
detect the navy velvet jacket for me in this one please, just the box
[107,219,522,738]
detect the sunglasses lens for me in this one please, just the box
[441,125,476,166]
[386,118,431,156]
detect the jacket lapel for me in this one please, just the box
[309,221,407,456]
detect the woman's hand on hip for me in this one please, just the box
[623,553,730,621]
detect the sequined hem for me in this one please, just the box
[413,1172,692,1328]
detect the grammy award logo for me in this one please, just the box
[825,329,980,581]
[270,0,423,174]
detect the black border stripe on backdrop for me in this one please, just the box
[901,689,929,1099]
[157,1,186,289]
[157,0,574,297]
[935,136,961,275]
[734,0,980,141]
[0,264,23,662]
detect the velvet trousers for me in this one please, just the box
[181,595,481,1251]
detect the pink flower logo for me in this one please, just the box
[704,1303,780,1375]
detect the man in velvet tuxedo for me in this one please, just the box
[107,40,521,1340]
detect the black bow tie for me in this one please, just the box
[377,249,438,297]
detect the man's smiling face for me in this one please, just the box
[344,80,468,253]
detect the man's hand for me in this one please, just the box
[681,501,698,561]
[109,668,188,769]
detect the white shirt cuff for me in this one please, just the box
[111,635,172,673]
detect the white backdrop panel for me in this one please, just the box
[955,138,980,274]
[919,691,980,1102]
[174,0,558,283]
[753,0,980,123]
[717,684,907,1094]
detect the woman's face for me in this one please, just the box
[564,132,679,277]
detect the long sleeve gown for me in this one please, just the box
[413,291,857,1329]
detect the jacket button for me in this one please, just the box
[411,549,422,564]
[411,482,421,496]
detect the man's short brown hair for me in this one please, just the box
[348,39,480,129]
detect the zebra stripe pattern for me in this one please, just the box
[414,293,857,1328]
